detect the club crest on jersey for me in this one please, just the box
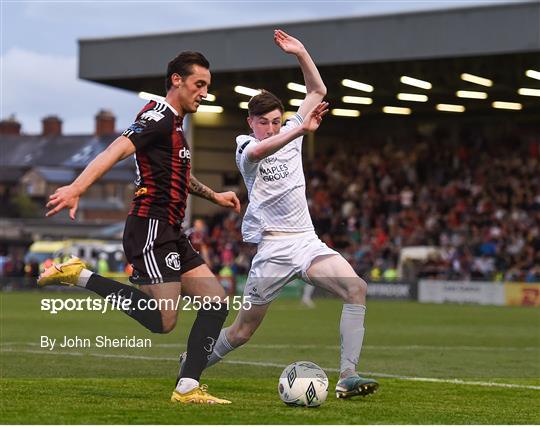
[165,252,181,271]
[140,110,165,122]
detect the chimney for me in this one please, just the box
[42,115,62,136]
[95,109,116,136]
[0,115,21,135]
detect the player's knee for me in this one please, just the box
[214,288,227,301]
[159,314,177,334]
[345,278,367,303]
[204,282,227,301]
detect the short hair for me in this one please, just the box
[165,51,210,91]
[248,90,284,117]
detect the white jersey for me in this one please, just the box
[236,113,314,243]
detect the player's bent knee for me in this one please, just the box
[160,314,177,334]
[214,288,227,301]
[345,278,367,303]
[202,282,227,301]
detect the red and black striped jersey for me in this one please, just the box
[123,100,191,225]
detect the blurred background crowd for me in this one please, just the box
[176,128,540,283]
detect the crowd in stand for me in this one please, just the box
[193,127,540,283]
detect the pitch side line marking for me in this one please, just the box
[221,360,540,390]
[2,348,539,391]
[152,343,540,352]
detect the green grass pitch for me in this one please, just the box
[1,290,539,424]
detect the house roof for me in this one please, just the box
[0,134,134,183]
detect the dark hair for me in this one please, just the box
[165,51,210,91]
[248,90,284,117]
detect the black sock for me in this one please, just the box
[181,303,229,381]
[86,274,163,333]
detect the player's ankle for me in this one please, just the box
[77,269,93,287]
[339,368,356,379]
[176,377,199,394]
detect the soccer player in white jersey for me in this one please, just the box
[180,29,378,398]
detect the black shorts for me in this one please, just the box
[123,215,205,285]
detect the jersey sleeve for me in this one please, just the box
[122,114,167,151]
[281,112,303,131]
[236,135,259,175]
[281,113,304,149]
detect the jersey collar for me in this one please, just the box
[162,100,179,116]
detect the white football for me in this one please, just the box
[278,361,329,407]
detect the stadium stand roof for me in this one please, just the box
[78,2,540,118]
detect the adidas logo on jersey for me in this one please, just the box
[179,147,191,159]
[140,110,165,122]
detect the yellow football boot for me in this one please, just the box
[170,385,231,404]
[37,257,85,287]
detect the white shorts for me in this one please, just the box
[244,231,339,305]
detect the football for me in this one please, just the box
[278,361,329,407]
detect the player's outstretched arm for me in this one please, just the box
[46,136,136,219]
[248,102,329,162]
[189,174,241,213]
[274,29,326,119]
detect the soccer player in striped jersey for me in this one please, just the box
[204,30,379,399]
[39,52,239,404]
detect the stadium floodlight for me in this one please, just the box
[196,105,224,113]
[342,96,373,105]
[205,93,216,102]
[289,99,303,106]
[400,76,432,90]
[234,86,261,96]
[460,73,493,87]
[383,106,412,115]
[239,102,249,110]
[138,91,165,102]
[492,101,522,110]
[287,82,307,93]
[341,79,374,93]
[525,69,540,80]
[518,88,540,97]
[436,103,465,113]
[397,93,428,102]
[331,108,360,117]
[456,90,488,99]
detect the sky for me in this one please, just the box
[0,0,527,134]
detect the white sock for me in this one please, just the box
[77,269,93,288]
[206,328,235,368]
[176,377,199,394]
[302,284,315,300]
[339,304,366,376]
